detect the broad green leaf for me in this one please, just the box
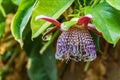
[28,46,57,80]
[0,0,2,3]
[85,2,120,45]
[0,22,5,37]
[23,31,57,80]
[106,0,120,10]
[11,0,37,45]
[31,0,74,38]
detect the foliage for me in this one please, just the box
[23,29,57,80]
[1,0,120,80]
[85,2,120,46]
[0,22,5,37]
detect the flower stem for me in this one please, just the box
[42,27,58,40]
[84,61,90,71]
[5,48,18,68]
[0,48,18,77]
[83,0,86,7]
[0,75,2,80]
[91,0,100,7]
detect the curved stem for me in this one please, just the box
[40,30,60,54]
[83,0,86,7]
[42,27,58,40]
[91,0,100,7]
[84,61,90,71]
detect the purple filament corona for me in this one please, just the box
[55,26,96,62]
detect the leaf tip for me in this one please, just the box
[17,39,24,48]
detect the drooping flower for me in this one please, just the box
[36,15,102,62]
[56,27,96,62]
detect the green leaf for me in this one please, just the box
[0,12,5,22]
[28,46,57,80]
[23,32,57,80]
[11,0,37,45]
[31,0,74,38]
[89,31,100,51]
[2,0,17,14]
[106,0,120,10]
[85,2,120,45]
[0,0,2,3]
[0,22,5,37]
[0,2,6,17]
[12,0,21,5]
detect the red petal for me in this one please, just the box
[36,15,61,27]
[77,16,91,26]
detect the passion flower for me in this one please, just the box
[56,27,96,62]
[36,15,102,62]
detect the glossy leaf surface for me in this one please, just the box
[31,0,74,38]
[85,2,120,45]
[11,0,37,44]
[23,32,57,80]
[106,0,120,10]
